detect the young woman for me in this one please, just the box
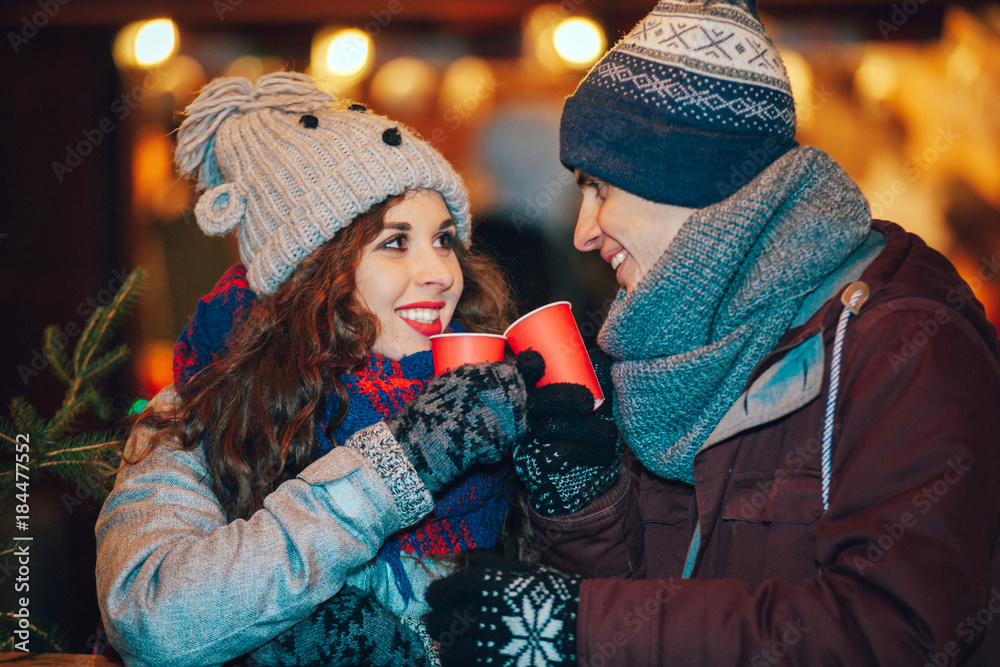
[95,72,539,667]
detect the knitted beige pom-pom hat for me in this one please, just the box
[174,71,471,295]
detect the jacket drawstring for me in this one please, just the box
[822,281,870,511]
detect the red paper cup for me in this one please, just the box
[430,333,507,375]
[504,301,604,409]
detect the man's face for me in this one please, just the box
[573,170,697,292]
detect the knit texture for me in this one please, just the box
[598,146,871,483]
[426,554,581,666]
[515,352,621,516]
[173,264,254,389]
[174,71,470,295]
[560,0,798,208]
[248,585,428,667]
[173,265,510,603]
[346,421,435,527]
[386,362,530,496]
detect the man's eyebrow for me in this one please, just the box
[575,171,595,187]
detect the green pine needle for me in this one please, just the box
[1,267,148,651]
[79,343,130,387]
[43,324,73,386]
[0,612,65,653]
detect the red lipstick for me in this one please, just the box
[396,301,446,310]
[395,301,446,337]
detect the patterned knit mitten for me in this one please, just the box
[425,553,581,667]
[386,353,544,495]
[247,585,428,667]
[515,349,621,516]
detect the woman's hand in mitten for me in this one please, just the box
[514,348,622,516]
[381,352,545,496]
[248,585,427,667]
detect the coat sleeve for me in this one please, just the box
[528,456,648,578]
[575,302,1000,665]
[95,387,433,667]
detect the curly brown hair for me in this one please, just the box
[135,190,515,521]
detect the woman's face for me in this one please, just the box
[355,189,464,360]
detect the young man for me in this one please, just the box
[427,1,1000,665]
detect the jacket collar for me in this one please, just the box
[700,226,886,451]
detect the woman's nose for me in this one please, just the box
[416,249,457,290]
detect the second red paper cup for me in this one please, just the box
[430,333,507,375]
[504,301,605,409]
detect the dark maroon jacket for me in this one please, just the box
[532,222,1000,666]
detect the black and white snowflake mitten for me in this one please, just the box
[425,554,581,666]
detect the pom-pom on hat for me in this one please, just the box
[560,0,798,209]
[174,71,471,295]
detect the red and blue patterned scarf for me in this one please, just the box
[174,264,510,602]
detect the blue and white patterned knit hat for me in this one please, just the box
[560,0,798,208]
[175,72,471,295]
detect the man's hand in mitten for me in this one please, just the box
[515,348,622,516]
[425,554,581,667]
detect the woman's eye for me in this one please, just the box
[382,234,407,250]
[435,232,456,249]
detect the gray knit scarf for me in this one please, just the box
[598,146,872,483]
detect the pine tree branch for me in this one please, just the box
[0,612,65,652]
[0,417,22,451]
[74,268,147,378]
[78,344,130,387]
[71,307,102,379]
[51,441,120,455]
[46,387,97,444]
[43,324,73,387]
[0,267,147,653]
[1,538,18,558]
